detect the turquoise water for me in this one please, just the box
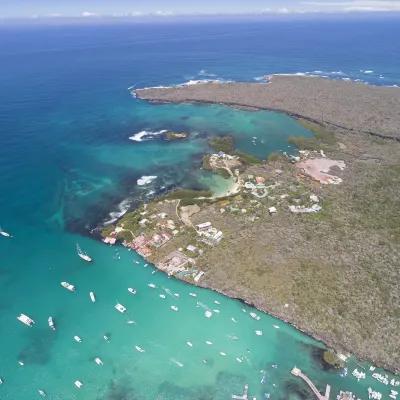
[0,20,399,400]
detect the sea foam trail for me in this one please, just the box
[137,176,157,186]
[129,130,167,142]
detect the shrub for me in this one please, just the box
[209,136,234,153]
[323,350,344,368]
[216,168,231,179]
[101,225,115,238]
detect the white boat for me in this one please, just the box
[115,303,126,313]
[74,336,82,342]
[255,330,263,336]
[127,320,135,325]
[236,357,243,363]
[128,288,136,294]
[231,318,237,323]
[134,261,139,264]
[38,390,46,396]
[95,357,103,365]
[273,325,280,329]
[48,317,55,330]
[104,335,109,342]
[144,263,148,267]
[219,352,226,356]
[231,336,238,340]
[151,270,157,275]
[187,341,193,347]
[206,341,212,345]
[0,227,11,237]
[171,306,179,311]
[0,377,2,384]
[242,309,247,313]
[205,311,212,318]
[77,243,91,262]
[61,282,75,291]
[135,345,145,353]
[74,381,83,388]
[159,294,166,298]
[17,313,35,327]
[174,293,180,298]
[250,312,260,320]
[213,309,220,313]
[214,301,220,305]
[18,361,24,366]
[148,283,157,289]
[189,293,197,297]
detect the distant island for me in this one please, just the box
[103,77,400,373]
[164,131,188,140]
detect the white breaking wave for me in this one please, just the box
[198,69,217,77]
[254,76,267,82]
[364,70,373,74]
[105,198,132,224]
[137,176,157,186]
[129,130,167,142]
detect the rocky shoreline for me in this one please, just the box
[135,75,400,141]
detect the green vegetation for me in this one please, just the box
[202,155,212,170]
[323,350,344,369]
[101,225,115,238]
[209,136,234,153]
[180,198,204,207]
[165,131,188,140]
[165,189,213,200]
[116,230,134,242]
[216,168,231,179]
[233,151,261,165]
[298,119,337,145]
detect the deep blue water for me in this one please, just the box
[0,18,399,400]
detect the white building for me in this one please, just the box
[196,222,212,232]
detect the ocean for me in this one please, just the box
[0,17,399,400]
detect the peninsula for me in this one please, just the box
[107,77,400,373]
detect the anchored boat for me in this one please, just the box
[17,314,35,327]
[95,357,103,365]
[90,292,96,302]
[74,336,82,343]
[48,317,55,330]
[171,306,179,311]
[115,303,126,313]
[250,312,260,321]
[0,227,11,237]
[128,288,136,294]
[135,345,145,353]
[61,282,75,291]
[38,390,46,396]
[74,381,83,388]
[77,243,92,262]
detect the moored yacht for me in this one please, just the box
[231,318,237,323]
[48,317,55,330]
[61,282,75,291]
[104,335,109,342]
[250,312,260,320]
[77,243,91,262]
[128,288,136,294]
[219,352,226,356]
[90,292,96,302]
[74,336,82,343]
[38,390,46,396]
[171,306,179,311]
[213,309,220,313]
[17,314,35,327]
[189,293,197,297]
[0,227,11,237]
[148,283,157,289]
[159,294,166,298]
[273,325,280,329]
[115,303,126,313]
[187,341,193,347]
[0,377,3,384]
[205,310,212,318]
[95,357,103,365]
[127,320,135,324]
[214,301,220,305]
[74,381,83,388]
[135,345,145,353]
[255,330,263,336]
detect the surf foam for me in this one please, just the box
[137,176,157,186]
[129,130,167,142]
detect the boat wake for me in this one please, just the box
[170,358,184,367]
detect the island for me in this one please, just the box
[104,76,400,373]
[164,131,188,140]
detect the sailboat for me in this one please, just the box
[0,227,11,237]
[76,243,92,262]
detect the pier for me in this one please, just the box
[232,384,249,400]
[291,367,330,400]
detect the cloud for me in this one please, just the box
[155,10,173,16]
[260,7,312,13]
[301,1,400,11]
[81,11,97,17]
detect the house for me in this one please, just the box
[268,207,277,214]
[187,245,197,252]
[172,229,179,236]
[218,151,225,157]
[196,222,212,232]
[139,218,148,226]
[310,194,319,203]
[157,212,167,219]
[256,176,265,184]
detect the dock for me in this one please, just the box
[291,367,330,400]
[232,384,249,400]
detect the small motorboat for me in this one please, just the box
[151,270,157,275]
[159,294,166,298]
[255,330,263,336]
[104,335,109,342]
[187,341,193,347]
[18,361,24,366]
[0,227,11,237]
[203,359,208,364]
[90,292,96,302]
[74,381,83,388]
[127,320,135,325]
[95,357,103,365]
[38,390,46,396]
[219,352,226,356]
[206,341,212,345]
[213,309,220,313]
[61,282,75,291]
[242,309,247,313]
[144,264,148,267]
[231,336,238,340]
[134,261,139,264]
[115,303,126,313]
[128,288,137,294]
[74,336,82,343]
[231,318,237,323]
[148,283,157,289]
[17,313,35,327]
[171,306,179,311]
[271,364,278,369]
[0,377,2,384]
[135,346,145,353]
[214,301,220,305]
[189,293,197,297]
[205,311,212,318]
[250,312,260,321]
[174,293,180,298]
[48,317,55,330]
[273,325,280,329]
[236,357,243,363]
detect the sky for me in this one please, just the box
[1,0,400,18]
